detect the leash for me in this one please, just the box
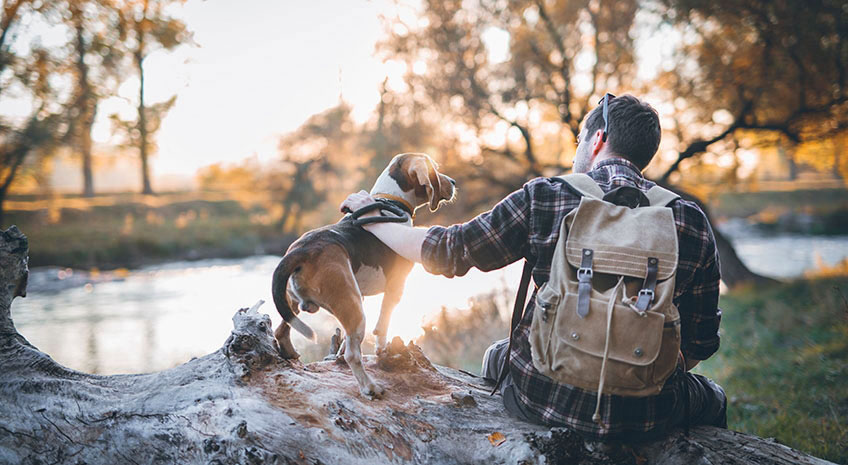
[342,198,412,227]
[490,259,534,395]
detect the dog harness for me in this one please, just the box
[343,198,412,227]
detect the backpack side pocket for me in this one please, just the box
[530,283,560,373]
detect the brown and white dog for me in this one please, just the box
[271,153,456,398]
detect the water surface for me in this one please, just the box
[11,229,848,374]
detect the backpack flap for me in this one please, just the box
[564,197,678,280]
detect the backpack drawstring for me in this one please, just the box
[592,276,625,425]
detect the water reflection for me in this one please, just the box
[10,232,848,375]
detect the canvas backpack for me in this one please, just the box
[494,173,683,425]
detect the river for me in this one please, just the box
[10,226,848,374]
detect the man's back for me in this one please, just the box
[421,158,723,439]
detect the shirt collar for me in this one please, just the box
[591,157,644,179]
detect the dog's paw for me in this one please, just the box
[361,382,386,400]
[375,345,390,360]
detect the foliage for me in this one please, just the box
[61,0,126,196]
[417,291,510,373]
[696,277,848,463]
[378,0,641,203]
[109,0,192,194]
[653,0,848,182]
[0,0,69,225]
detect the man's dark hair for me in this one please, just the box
[583,94,661,170]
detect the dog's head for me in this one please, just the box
[386,153,456,212]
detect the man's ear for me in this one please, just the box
[590,129,605,161]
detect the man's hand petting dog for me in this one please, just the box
[340,190,380,218]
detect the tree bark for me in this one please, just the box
[0,227,831,465]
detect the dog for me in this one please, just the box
[271,153,456,398]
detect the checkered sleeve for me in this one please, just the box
[674,201,722,361]
[420,186,531,278]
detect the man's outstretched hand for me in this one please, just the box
[340,190,377,214]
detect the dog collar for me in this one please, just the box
[372,194,415,219]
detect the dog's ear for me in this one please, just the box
[407,156,442,211]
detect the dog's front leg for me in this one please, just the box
[374,273,407,354]
[374,260,412,355]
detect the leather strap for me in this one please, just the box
[577,248,594,318]
[342,200,411,227]
[491,260,534,396]
[556,173,605,199]
[644,185,680,206]
[634,257,659,312]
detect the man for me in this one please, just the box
[341,94,726,440]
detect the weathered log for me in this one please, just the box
[0,226,834,464]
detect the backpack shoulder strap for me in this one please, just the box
[556,173,604,199]
[645,185,680,207]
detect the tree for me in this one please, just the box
[380,0,640,197]
[270,104,357,233]
[111,0,190,195]
[653,0,848,183]
[0,0,66,226]
[63,0,123,197]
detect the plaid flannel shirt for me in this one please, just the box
[421,158,721,439]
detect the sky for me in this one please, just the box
[93,0,418,181]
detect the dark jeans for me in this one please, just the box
[481,338,728,436]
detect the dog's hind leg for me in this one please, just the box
[318,260,385,399]
[274,322,299,359]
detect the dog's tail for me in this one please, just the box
[272,250,317,343]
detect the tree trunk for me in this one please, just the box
[0,227,833,464]
[73,10,95,198]
[136,49,153,196]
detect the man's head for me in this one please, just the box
[572,94,661,173]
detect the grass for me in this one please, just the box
[695,277,848,463]
[4,192,293,269]
[418,277,848,463]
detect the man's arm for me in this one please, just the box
[341,184,532,278]
[674,202,722,367]
[340,191,427,263]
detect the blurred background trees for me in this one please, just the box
[1,0,846,283]
[0,0,67,225]
[109,0,190,195]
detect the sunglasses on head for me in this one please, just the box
[599,93,616,142]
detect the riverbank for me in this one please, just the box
[4,192,295,269]
[3,186,846,270]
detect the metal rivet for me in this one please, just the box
[634,347,643,357]
[571,332,579,340]
[584,250,591,255]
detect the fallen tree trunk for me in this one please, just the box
[0,226,833,464]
